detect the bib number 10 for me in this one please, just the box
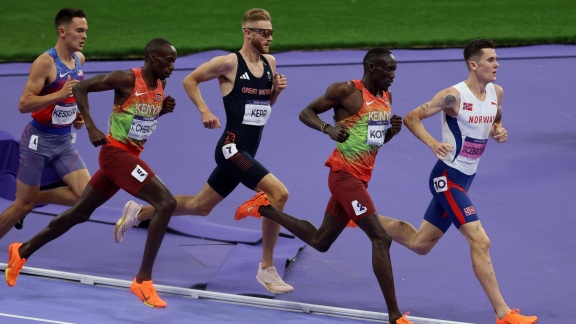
[433,176,448,193]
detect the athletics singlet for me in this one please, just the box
[325,80,392,182]
[31,48,84,130]
[218,52,273,157]
[442,82,498,175]
[106,68,164,155]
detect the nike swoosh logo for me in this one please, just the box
[135,92,147,96]
[366,100,375,105]
[139,287,150,301]
[247,207,254,212]
[59,72,69,78]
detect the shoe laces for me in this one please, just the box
[266,266,280,277]
[263,266,283,282]
[396,312,412,324]
[506,308,523,318]
[499,308,534,323]
[9,245,24,267]
[132,204,142,227]
[140,280,155,292]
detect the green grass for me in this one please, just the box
[1,0,575,62]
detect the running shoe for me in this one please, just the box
[5,242,27,287]
[256,262,294,294]
[396,312,413,324]
[496,308,538,324]
[234,192,270,220]
[114,200,142,243]
[129,279,167,308]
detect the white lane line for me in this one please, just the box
[0,312,76,324]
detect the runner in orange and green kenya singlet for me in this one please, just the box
[235,48,412,324]
[4,38,178,310]
[106,68,164,155]
[325,79,392,182]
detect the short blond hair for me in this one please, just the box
[242,8,271,27]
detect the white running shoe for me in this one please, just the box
[114,200,142,243]
[256,262,294,294]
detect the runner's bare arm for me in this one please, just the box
[404,87,460,159]
[182,54,236,128]
[299,82,353,142]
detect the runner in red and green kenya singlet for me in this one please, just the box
[106,68,164,155]
[325,80,392,182]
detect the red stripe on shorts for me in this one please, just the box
[230,153,253,171]
[443,171,467,225]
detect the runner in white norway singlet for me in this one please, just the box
[441,81,498,175]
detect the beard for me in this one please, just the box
[251,38,269,54]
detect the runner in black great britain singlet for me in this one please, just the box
[114,9,294,295]
[208,52,274,197]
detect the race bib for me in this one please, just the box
[351,200,368,216]
[242,100,271,126]
[128,116,158,140]
[222,143,239,159]
[458,136,488,160]
[366,120,390,146]
[52,103,77,125]
[432,176,448,193]
[131,164,148,183]
[28,134,39,151]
